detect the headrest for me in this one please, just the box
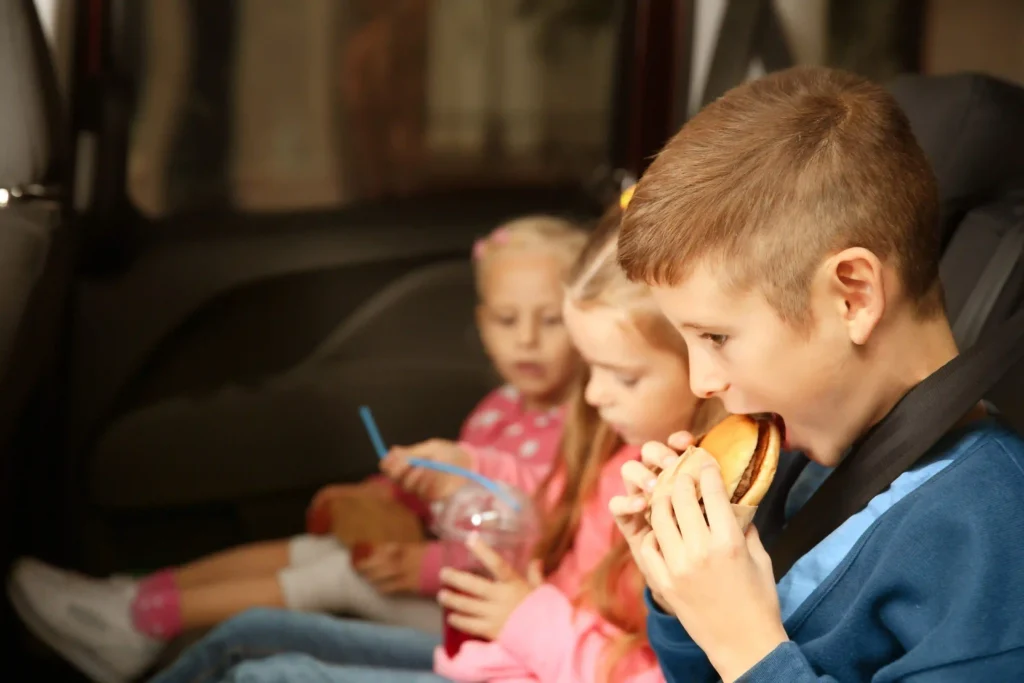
[888,73,1024,246]
[0,1,61,188]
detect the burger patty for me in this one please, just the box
[731,420,769,503]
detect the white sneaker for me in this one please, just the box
[7,557,136,592]
[8,558,164,683]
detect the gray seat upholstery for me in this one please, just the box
[891,73,1024,432]
[90,259,494,510]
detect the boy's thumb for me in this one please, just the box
[527,559,544,587]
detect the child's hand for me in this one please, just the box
[381,439,472,502]
[608,431,695,610]
[437,536,543,641]
[645,459,787,682]
[352,542,427,595]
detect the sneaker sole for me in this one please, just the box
[7,577,132,683]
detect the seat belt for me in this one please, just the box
[769,302,1024,580]
[952,223,1024,349]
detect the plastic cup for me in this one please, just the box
[433,482,536,657]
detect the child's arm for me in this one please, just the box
[494,584,665,683]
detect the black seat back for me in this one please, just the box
[890,73,1024,429]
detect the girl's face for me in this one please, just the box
[563,300,702,445]
[477,251,580,410]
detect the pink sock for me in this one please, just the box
[131,572,183,640]
[136,569,177,596]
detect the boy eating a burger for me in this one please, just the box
[610,66,1024,681]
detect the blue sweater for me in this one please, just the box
[647,419,1024,681]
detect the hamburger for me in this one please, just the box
[647,414,782,525]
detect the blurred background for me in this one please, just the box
[3,0,1024,678]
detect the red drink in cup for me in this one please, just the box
[434,482,536,658]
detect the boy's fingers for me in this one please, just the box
[669,473,710,553]
[621,460,659,496]
[639,529,674,593]
[609,494,648,520]
[649,493,685,560]
[698,464,743,544]
[641,441,680,471]
[666,430,697,451]
[745,525,774,574]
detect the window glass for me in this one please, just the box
[127,0,622,217]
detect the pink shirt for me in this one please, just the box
[433,445,663,683]
[414,385,565,594]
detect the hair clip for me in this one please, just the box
[620,184,637,210]
[472,227,511,261]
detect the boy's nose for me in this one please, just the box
[690,364,728,399]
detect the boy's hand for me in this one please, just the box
[352,542,427,595]
[608,430,696,611]
[381,439,472,502]
[645,459,788,683]
[437,536,543,641]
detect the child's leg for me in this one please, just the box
[149,608,440,683]
[170,538,293,588]
[136,539,441,637]
[228,654,448,683]
[6,535,337,682]
[278,546,443,634]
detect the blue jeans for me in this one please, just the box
[151,608,448,683]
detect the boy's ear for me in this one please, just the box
[825,247,886,345]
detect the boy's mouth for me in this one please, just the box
[751,412,788,449]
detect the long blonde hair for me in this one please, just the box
[551,202,725,680]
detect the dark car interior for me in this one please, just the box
[3,0,1024,679]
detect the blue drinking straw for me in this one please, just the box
[359,405,389,459]
[358,405,521,510]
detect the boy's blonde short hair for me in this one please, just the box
[473,215,588,296]
[618,66,943,326]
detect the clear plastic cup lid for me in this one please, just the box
[434,481,537,546]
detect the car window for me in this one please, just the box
[126,0,622,217]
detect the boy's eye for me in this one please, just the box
[701,333,729,348]
[541,315,563,327]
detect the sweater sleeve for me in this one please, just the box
[644,589,718,683]
[645,592,827,683]
[496,584,664,683]
[737,643,835,682]
[416,541,443,596]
